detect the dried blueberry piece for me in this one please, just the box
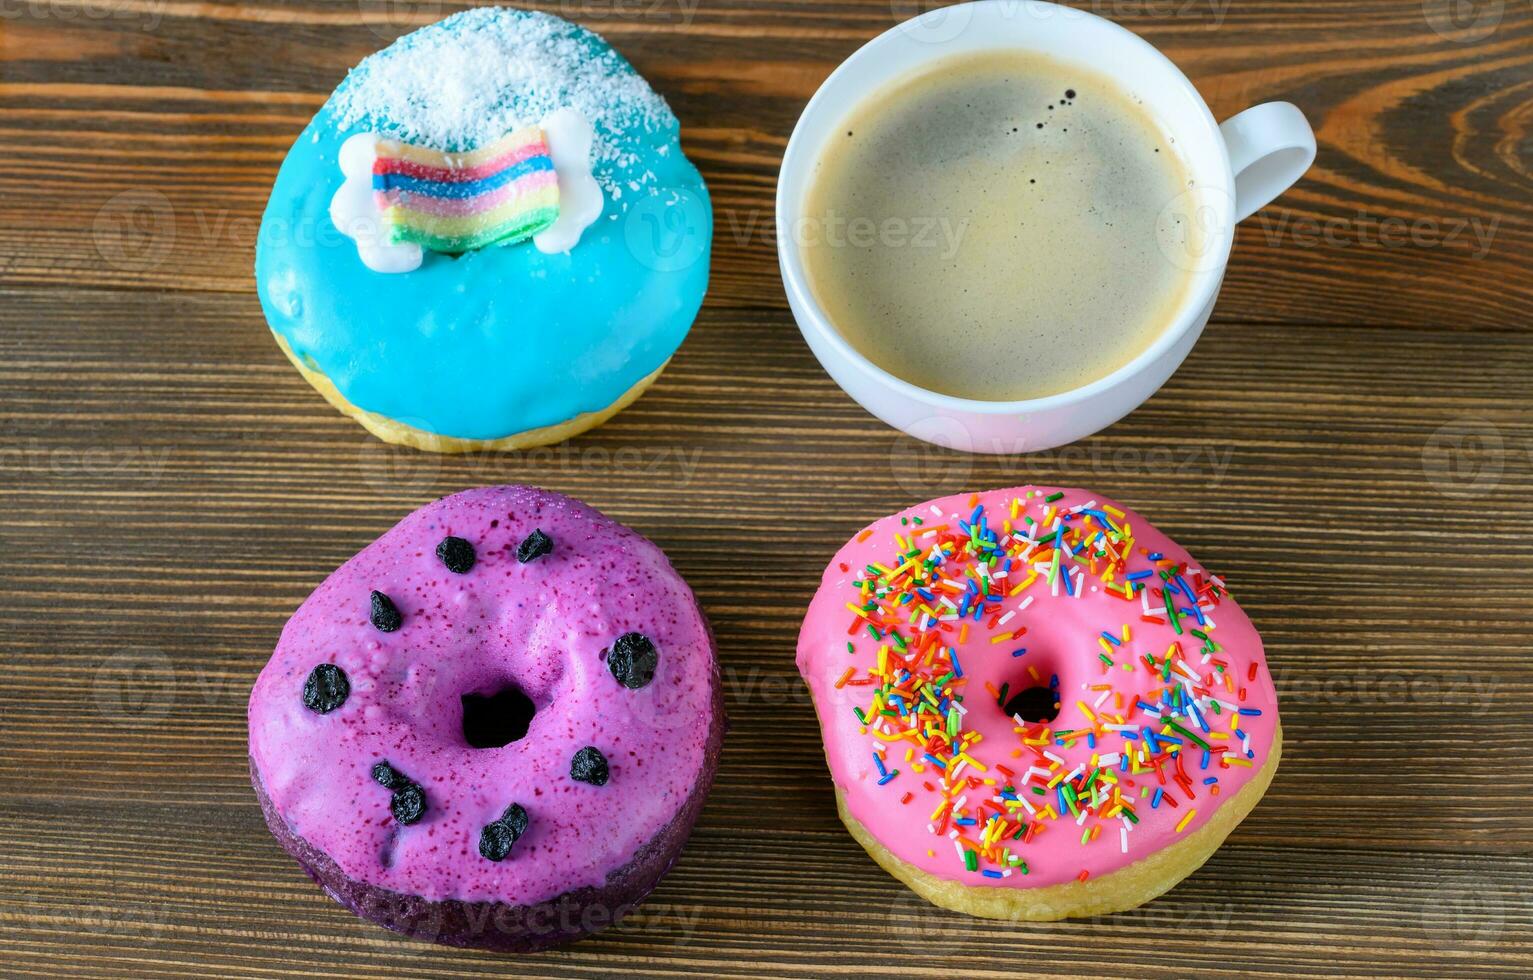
[570,747,609,786]
[478,803,529,862]
[369,590,402,632]
[301,664,349,714]
[500,802,529,838]
[436,535,475,574]
[515,529,553,564]
[479,820,515,861]
[371,760,408,789]
[607,632,658,689]
[391,783,427,825]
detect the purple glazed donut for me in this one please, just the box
[248,486,724,951]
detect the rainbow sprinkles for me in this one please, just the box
[372,125,560,253]
[831,488,1272,883]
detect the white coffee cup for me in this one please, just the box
[776,0,1315,454]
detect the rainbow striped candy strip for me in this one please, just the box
[371,126,560,253]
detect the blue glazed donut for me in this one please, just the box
[255,8,711,451]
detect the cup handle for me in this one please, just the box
[1218,102,1316,223]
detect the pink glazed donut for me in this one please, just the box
[248,486,723,950]
[797,486,1281,920]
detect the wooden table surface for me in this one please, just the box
[2,1,1530,977]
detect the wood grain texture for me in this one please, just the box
[1,1,1531,977]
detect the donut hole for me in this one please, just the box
[1002,685,1061,725]
[461,685,536,749]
